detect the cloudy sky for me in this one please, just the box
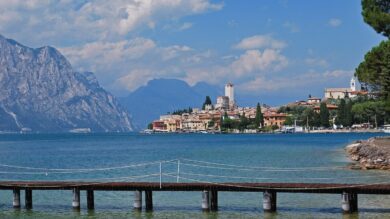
[0,0,386,104]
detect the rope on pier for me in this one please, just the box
[0,159,178,173]
[163,173,390,191]
[178,171,390,181]
[177,162,343,172]
[180,158,346,171]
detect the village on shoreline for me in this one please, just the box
[146,78,389,134]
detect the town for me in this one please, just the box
[147,77,383,133]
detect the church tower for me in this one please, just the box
[350,77,356,92]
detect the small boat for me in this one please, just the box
[384,125,390,133]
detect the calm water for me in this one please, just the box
[0,132,389,218]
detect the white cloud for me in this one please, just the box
[179,22,193,30]
[241,69,354,92]
[234,35,287,50]
[231,49,288,75]
[305,58,328,67]
[60,38,157,69]
[0,0,223,44]
[328,18,342,27]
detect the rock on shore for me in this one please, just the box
[346,137,390,170]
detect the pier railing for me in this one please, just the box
[0,159,389,213]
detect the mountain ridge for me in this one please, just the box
[0,35,133,132]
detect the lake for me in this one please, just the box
[0,132,389,218]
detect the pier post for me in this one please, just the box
[133,190,142,210]
[201,190,210,211]
[263,190,277,212]
[72,188,80,209]
[210,190,218,211]
[87,190,94,210]
[25,189,32,209]
[145,190,153,211]
[13,189,20,208]
[341,192,358,213]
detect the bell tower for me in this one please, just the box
[350,77,356,92]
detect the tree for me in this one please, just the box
[320,102,330,127]
[336,99,346,126]
[254,103,264,128]
[344,100,354,127]
[202,96,213,110]
[284,116,294,126]
[355,40,390,99]
[147,123,153,130]
[352,100,387,125]
[208,120,215,128]
[362,0,390,37]
[239,113,250,131]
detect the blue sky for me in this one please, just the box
[0,0,385,105]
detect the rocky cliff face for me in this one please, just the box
[0,35,133,132]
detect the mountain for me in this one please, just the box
[120,79,221,129]
[0,35,133,132]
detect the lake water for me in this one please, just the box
[0,132,389,218]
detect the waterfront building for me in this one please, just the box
[263,111,287,127]
[313,104,338,113]
[324,77,366,99]
[215,96,230,110]
[307,97,321,104]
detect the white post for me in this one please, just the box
[201,190,210,211]
[133,190,142,210]
[72,188,80,209]
[177,160,180,183]
[159,162,162,189]
[13,189,20,208]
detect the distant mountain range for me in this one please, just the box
[120,79,222,129]
[0,35,133,132]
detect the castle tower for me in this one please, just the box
[350,77,356,92]
[225,83,235,109]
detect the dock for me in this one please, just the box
[1,181,390,213]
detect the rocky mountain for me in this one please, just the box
[120,79,221,130]
[0,35,133,132]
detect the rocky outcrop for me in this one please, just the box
[346,137,390,170]
[0,35,133,132]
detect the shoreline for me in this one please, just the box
[346,136,390,170]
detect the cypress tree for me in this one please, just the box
[336,99,346,126]
[254,103,264,128]
[344,100,353,127]
[202,96,213,110]
[320,102,330,127]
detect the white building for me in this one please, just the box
[225,83,235,109]
[215,96,230,110]
[324,77,361,99]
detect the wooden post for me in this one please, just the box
[133,190,142,210]
[72,188,80,209]
[87,190,94,210]
[145,190,153,211]
[341,192,358,213]
[263,190,277,212]
[201,190,210,211]
[210,190,218,211]
[25,189,32,209]
[13,189,20,208]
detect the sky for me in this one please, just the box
[0,0,386,105]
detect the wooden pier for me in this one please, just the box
[1,181,390,213]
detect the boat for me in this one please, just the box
[384,125,390,133]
